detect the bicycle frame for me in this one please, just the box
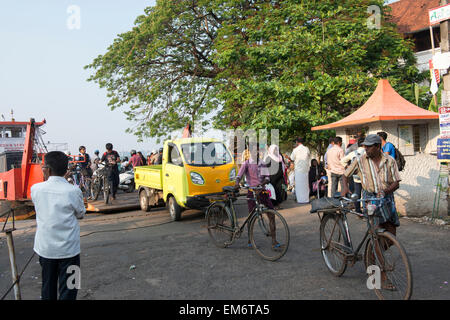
[320,197,389,266]
[207,188,268,243]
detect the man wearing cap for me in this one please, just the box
[341,134,401,236]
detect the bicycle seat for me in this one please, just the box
[248,185,264,191]
[223,186,238,193]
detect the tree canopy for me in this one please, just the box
[86,0,425,151]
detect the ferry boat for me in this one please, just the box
[0,118,47,222]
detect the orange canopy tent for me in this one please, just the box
[311,79,438,131]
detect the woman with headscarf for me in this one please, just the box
[308,159,327,198]
[235,144,282,249]
[264,145,287,208]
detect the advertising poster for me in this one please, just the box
[437,138,450,162]
[439,107,450,138]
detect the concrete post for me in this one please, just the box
[5,231,21,300]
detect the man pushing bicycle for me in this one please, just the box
[341,134,401,236]
[341,134,401,290]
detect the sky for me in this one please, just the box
[0,0,159,156]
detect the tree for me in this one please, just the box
[86,0,424,153]
[211,0,424,154]
[85,0,223,140]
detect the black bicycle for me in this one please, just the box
[206,185,290,261]
[316,194,413,300]
[90,162,111,204]
[67,164,91,200]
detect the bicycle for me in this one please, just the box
[66,164,91,200]
[90,162,111,204]
[316,194,413,300]
[206,185,290,261]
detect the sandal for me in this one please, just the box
[247,243,253,249]
[272,243,285,251]
[381,279,397,291]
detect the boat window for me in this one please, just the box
[2,127,23,138]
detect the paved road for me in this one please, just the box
[0,193,449,300]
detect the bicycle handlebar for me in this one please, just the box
[340,196,385,203]
[240,185,265,191]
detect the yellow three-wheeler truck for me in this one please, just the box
[134,137,237,221]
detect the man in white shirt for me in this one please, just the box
[31,151,86,300]
[290,137,311,204]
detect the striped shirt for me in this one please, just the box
[343,153,401,194]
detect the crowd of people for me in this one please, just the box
[280,131,399,206]
[65,144,164,201]
[31,131,403,300]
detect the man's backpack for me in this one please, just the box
[394,147,406,171]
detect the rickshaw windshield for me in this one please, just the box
[180,142,232,167]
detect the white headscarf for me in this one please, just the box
[268,145,282,162]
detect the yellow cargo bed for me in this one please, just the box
[134,165,163,190]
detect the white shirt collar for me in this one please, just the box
[47,176,68,182]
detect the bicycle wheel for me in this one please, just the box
[84,177,92,199]
[79,176,89,199]
[364,231,413,300]
[319,213,349,276]
[249,209,289,261]
[206,202,234,248]
[91,177,101,201]
[103,176,110,204]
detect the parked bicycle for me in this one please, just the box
[66,162,91,200]
[206,185,290,261]
[90,162,112,204]
[315,194,413,300]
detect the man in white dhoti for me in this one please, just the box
[290,137,311,204]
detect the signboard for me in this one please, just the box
[439,107,450,138]
[0,138,25,152]
[437,138,450,162]
[429,3,450,25]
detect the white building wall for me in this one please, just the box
[393,153,446,217]
[416,48,441,73]
[380,120,445,216]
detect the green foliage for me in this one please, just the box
[211,0,424,153]
[86,0,424,152]
[85,0,222,140]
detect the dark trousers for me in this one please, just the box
[330,173,343,197]
[247,190,274,213]
[108,170,120,197]
[39,254,80,300]
[348,176,355,193]
[354,182,362,213]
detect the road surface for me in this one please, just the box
[0,192,449,300]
